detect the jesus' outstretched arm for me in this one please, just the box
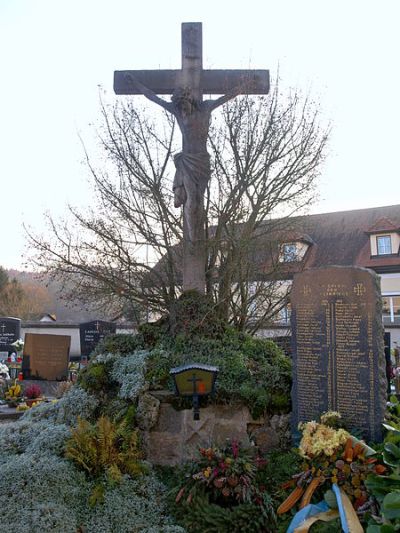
[204,87,243,112]
[123,75,174,113]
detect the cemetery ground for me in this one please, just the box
[0,294,397,532]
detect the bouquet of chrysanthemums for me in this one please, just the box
[278,411,385,531]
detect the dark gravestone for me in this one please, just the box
[23,333,70,380]
[0,317,21,352]
[79,320,116,357]
[291,266,386,442]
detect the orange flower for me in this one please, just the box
[374,464,386,475]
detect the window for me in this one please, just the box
[282,243,298,262]
[377,235,392,255]
[282,303,291,324]
[382,295,400,325]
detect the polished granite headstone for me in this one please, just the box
[291,266,386,441]
[0,317,21,352]
[79,320,116,357]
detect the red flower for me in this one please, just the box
[232,440,239,459]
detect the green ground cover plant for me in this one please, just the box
[0,359,184,532]
[0,295,291,532]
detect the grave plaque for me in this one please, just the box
[0,317,21,352]
[23,333,70,380]
[79,320,116,357]
[291,266,386,441]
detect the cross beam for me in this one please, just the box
[114,23,269,97]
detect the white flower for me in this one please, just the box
[11,339,24,351]
[0,363,10,379]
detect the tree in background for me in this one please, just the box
[26,81,329,332]
[0,267,51,320]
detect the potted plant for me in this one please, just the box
[24,383,42,407]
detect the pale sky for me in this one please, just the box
[1,0,399,269]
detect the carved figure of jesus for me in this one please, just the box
[125,78,238,242]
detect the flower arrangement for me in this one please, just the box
[24,384,43,407]
[24,384,42,400]
[298,419,350,459]
[175,440,266,506]
[0,363,10,380]
[10,339,24,352]
[278,412,386,516]
[4,380,22,406]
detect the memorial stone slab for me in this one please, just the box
[0,317,21,352]
[291,266,386,442]
[23,333,70,380]
[79,320,116,357]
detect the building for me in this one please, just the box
[269,204,400,349]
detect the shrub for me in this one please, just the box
[0,453,89,532]
[65,416,146,481]
[146,331,291,417]
[83,474,186,533]
[93,333,144,356]
[170,290,228,339]
[111,351,148,400]
[78,361,115,394]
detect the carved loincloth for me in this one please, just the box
[173,152,211,208]
[173,151,211,242]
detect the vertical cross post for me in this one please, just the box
[181,23,202,101]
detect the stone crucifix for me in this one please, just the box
[114,22,269,293]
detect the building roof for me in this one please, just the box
[366,216,400,234]
[153,204,400,282]
[284,204,400,275]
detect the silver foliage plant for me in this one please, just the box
[111,350,149,399]
[0,351,185,533]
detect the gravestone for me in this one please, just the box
[291,266,386,441]
[0,317,21,353]
[23,333,70,380]
[79,320,116,357]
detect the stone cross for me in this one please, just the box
[114,22,269,293]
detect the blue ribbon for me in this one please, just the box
[286,483,349,533]
[332,483,349,533]
[286,501,330,533]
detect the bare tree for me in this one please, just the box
[26,81,329,331]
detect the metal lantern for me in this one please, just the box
[169,363,219,420]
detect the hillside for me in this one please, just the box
[6,269,107,322]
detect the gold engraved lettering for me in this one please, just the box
[353,283,366,296]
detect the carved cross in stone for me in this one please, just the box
[114,22,269,293]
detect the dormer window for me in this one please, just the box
[282,243,298,262]
[377,235,392,255]
[279,238,312,263]
[366,217,400,258]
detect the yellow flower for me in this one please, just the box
[299,421,350,459]
[204,467,212,478]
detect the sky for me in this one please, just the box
[1,0,399,269]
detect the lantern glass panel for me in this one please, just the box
[173,369,215,396]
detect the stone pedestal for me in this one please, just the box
[142,393,290,465]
